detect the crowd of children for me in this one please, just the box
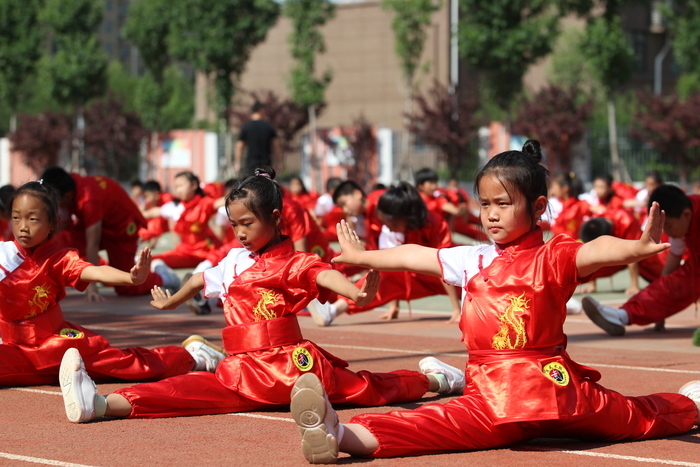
[1,139,699,463]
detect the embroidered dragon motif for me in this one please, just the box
[492,292,529,350]
[253,289,279,321]
[25,283,51,319]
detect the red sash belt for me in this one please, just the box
[468,346,563,365]
[221,314,303,355]
[0,304,65,346]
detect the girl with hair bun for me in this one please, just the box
[288,140,699,463]
[58,167,464,423]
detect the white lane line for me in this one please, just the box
[229,412,294,422]
[530,447,700,466]
[0,452,98,467]
[3,387,59,395]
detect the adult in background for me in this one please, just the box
[234,101,280,176]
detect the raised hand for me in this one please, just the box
[150,285,172,310]
[130,248,152,285]
[636,202,671,258]
[332,220,367,265]
[354,269,379,307]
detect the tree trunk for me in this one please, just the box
[9,113,17,133]
[606,95,630,182]
[400,79,414,182]
[309,105,321,192]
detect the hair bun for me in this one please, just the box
[253,166,276,180]
[522,139,542,163]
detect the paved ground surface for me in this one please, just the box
[1,233,699,466]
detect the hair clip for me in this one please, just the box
[256,172,271,179]
[38,179,44,185]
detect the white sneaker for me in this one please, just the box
[308,299,333,327]
[182,335,226,372]
[566,297,583,315]
[59,348,104,423]
[679,380,700,403]
[419,356,465,395]
[151,259,180,294]
[290,372,340,464]
[582,296,627,336]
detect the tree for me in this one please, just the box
[167,0,280,176]
[512,85,593,174]
[284,0,335,182]
[406,80,481,171]
[39,0,108,171]
[382,0,441,179]
[0,0,43,132]
[632,92,700,184]
[661,0,700,98]
[580,14,635,182]
[83,94,148,181]
[9,112,72,172]
[458,0,560,115]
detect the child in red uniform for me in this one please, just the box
[58,167,464,423]
[583,184,700,336]
[40,167,173,300]
[332,180,384,251]
[589,173,625,215]
[144,171,223,269]
[138,180,174,250]
[0,184,15,241]
[0,181,224,389]
[548,172,589,240]
[308,183,462,326]
[289,140,699,463]
[579,208,664,295]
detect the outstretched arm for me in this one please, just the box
[80,248,152,286]
[316,269,380,307]
[576,202,670,278]
[150,272,204,310]
[331,220,442,277]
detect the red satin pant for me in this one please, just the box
[350,380,698,458]
[115,367,429,419]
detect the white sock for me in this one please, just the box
[618,307,630,325]
[329,304,338,319]
[336,423,345,444]
[95,394,107,418]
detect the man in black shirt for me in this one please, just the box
[234,101,280,175]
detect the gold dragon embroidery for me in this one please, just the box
[492,293,529,350]
[25,283,51,319]
[253,290,279,321]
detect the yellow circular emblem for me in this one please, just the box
[59,328,84,339]
[543,362,569,386]
[126,221,137,236]
[310,245,324,257]
[292,347,314,372]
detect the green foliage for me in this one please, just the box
[550,26,599,95]
[41,35,108,107]
[661,0,700,78]
[677,74,700,100]
[123,0,172,82]
[167,0,280,121]
[148,68,195,131]
[0,0,43,111]
[458,0,560,112]
[107,60,193,131]
[39,0,102,34]
[382,0,440,86]
[579,17,634,95]
[106,61,140,111]
[284,0,335,109]
[40,0,107,107]
[693,327,700,347]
